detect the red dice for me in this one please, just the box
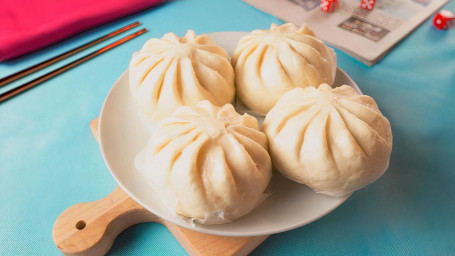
[433,10,454,30]
[320,0,339,12]
[361,0,376,10]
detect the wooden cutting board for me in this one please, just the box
[52,118,269,256]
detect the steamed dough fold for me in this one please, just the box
[136,101,272,224]
[129,30,235,121]
[232,23,337,115]
[262,84,392,197]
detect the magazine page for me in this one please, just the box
[244,0,449,65]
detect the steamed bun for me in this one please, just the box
[136,100,272,224]
[262,84,392,197]
[231,23,337,115]
[129,30,235,121]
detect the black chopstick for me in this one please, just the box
[0,28,148,103]
[0,21,141,87]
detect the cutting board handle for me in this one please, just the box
[52,186,157,256]
[52,117,268,256]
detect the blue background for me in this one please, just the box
[1,0,454,255]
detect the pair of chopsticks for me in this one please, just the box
[0,21,148,103]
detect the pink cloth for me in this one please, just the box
[0,0,164,61]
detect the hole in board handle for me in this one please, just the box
[76,220,86,230]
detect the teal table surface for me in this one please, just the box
[1,0,454,255]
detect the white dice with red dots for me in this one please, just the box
[361,0,376,10]
[433,10,454,30]
[320,0,339,12]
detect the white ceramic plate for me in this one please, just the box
[99,32,360,237]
